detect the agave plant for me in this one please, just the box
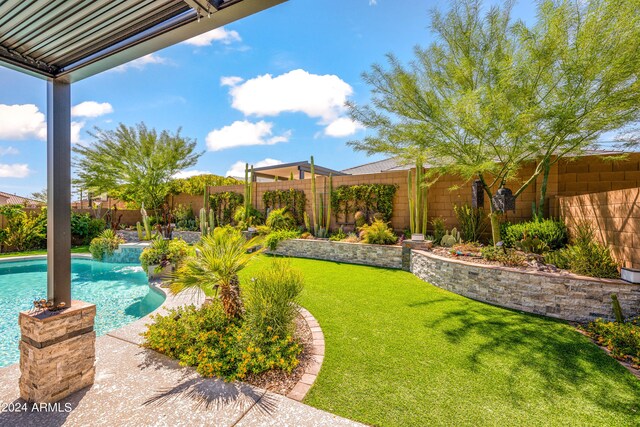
[170,227,263,319]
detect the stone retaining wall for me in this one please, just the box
[268,239,403,269]
[410,250,640,323]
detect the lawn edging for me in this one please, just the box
[287,306,325,402]
[267,239,403,269]
[410,249,640,323]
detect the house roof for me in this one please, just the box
[342,149,637,176]
[341,157,412,175]
[0,191,39,206]
[0,0,285,82]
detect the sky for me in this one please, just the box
[0,0,538,197]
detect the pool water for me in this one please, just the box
[0,258,165,367]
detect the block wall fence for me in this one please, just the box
[173,153,640,234]
[559,187,640,269]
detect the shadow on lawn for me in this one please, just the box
[419,295,640,415]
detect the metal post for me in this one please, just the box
[47,78,71,306]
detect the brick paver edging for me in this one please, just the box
[287,307,325,401]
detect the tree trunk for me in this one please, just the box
[478,174,501,246]
[536,158,551,219]
[219,274,244,319]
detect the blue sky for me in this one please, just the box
[0,0,538,196]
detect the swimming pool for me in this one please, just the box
[0,257,165,367]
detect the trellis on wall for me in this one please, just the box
[262,188,307,224]
[330,184,398,225]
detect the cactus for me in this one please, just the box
[304,212,311,232]
[440,227,461,247]
[326,173,333,232]
[515,235,549,254]
[290,171,294,180]
[209,209,215,231]
[611,294,625,323]
[140,203,152,240]
[243,164,254,222]
[408,161,429,235]
[310,156,319,234]
[136,221,143,241]
[199,207,209,236]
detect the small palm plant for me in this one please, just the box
[170,227,263,319]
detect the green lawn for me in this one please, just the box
[242,256,640,427]
[0,245,90,258]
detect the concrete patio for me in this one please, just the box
[0,279,361,427]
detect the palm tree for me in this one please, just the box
[170,228,263,318]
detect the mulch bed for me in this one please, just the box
[243,313,313,396]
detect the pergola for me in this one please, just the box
[252,160,347,181]
[0,0,286,307]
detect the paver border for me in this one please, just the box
[286,306,325,402]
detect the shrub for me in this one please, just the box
[431,217,446,245]
[245,259,304,339]
[173,203,198,231]
[143,302,301,381]
[587,318,640,367]
[342,232,360,243]
[0,205,46,252]
[329,226,347,241]
[264,229,301,250]
[453,204,487,242]
[139,236,191,271]
[543,222,619,278]
[501,219,568,250]
[360,219,397,245]
[543,249,570,269]
[266,208,296,231]
[71,213,105,244]
[89,229,124,260]
[481,246,526,267]
[233,206,265,227]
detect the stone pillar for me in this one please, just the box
[402,240,433,271]
[19,300,96,403]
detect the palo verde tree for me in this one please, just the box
[348,0,640,242]
[73,123,202,213]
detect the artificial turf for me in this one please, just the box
[242,256,640,427]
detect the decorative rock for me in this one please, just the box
[19,300,96,403]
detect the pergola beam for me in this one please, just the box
[46,78,71,307]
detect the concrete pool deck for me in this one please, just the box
[0,255,362,427]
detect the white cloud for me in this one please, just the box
[0,104,46,140]
[0,163,31,178]
[206,120,291,151]
[183,27,241,46]
[225,158,283,177]
[71,101,113,118]
[173,169,212,179]
[369,0,377,5]
[324,117,364,137]
[0,146,19,156]
[0,104,85,143]
[220,76,244,87]
[112,54,167,72]
[227,69,353,122]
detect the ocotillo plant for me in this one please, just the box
[408,161,429,235]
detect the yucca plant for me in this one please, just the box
[170,227,263,318]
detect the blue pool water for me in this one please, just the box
[0,258,165,367]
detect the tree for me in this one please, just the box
[170,228,263,319]
[73,123,201,213]
[168,174,241,196]
[348,0,535,243]
[30,188,47,203]
[348,0,640,242]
